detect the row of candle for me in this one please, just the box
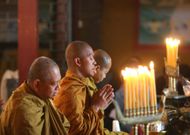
[121,61,157,117]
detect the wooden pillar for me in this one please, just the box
[18,0,38,83]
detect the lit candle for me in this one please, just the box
[149,61,157,107]
[127,69,132,110]
[142,67,146,108]
[131,69,137,110]
[137,66,143,109]
[122,68,133,111]
[144,66,150,109]
[121,69,129,111]
[165,37,180,68]
[134,70,139,110]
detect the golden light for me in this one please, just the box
[121,63,157,116]
[165,37,180,46]
[165,37,180,68]
[149,61,154,70]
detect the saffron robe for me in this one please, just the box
[54,71,128,135]
[0,82,69,135]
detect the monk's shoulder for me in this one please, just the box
[22,94,45,108]
[60,76,86,92]
[10,89,42,107]
[3,91,44,119]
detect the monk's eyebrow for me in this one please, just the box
[84,53,92,57]
[88,52,94,56]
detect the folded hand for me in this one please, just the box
[91,84,114,112]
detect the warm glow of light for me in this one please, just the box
[121,61,157,116]
[165,37,180,68]
[121,68,130,77]
[165,37,180,46]
[149,61,154,69]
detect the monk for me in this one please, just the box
[92,49,113,110]
[93,49,112,83]
[0,56,69,135]
[54,41,128,135]
[92,49,128,134]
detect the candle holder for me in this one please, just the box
[113,96,165,135]
[164,58,179,97]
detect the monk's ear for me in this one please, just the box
[74,57,81,67]
[32,79,40,91]
[96,65,100,71]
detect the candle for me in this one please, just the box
[149,61,157,107]
[131,69,136,110]
[134,70,139,110]
[121,69,129,111]
[145,66,150,109]
[127,69,132,110]
[138,66,146,108]
[165,37,180,68]
[143,67,147,108]
[121,68,133,111]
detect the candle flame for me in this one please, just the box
[149,61,154,69]
[121,68,131,77]
[121,63,153,77]
[165,37,180,46]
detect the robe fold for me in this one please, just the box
[54,71,128,135]
[0,82,69,135]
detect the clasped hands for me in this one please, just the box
[91,84,114,112]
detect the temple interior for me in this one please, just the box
[1,0,190,135]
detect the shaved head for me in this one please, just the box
[65,41,97,77]
[94,49,112,70]
[27,56,59,82]
[66,41,93,69]
[93,49,112,83]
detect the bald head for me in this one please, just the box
[65,41,93,69]
[94,49,112,70]
[27,56,60,82]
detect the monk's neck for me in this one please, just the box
[67,69,87,79]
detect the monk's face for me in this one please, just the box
[38,66,61,98]
[93,66,110,83]
[79,47,97,77]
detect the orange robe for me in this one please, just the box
[54,71,128,135]
[0,82,69,135]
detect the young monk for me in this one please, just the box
[0,56,69,135]
[93,49,112,83]
[54,41,128,135]
[92,49,113,111]
[93,49,130,134]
